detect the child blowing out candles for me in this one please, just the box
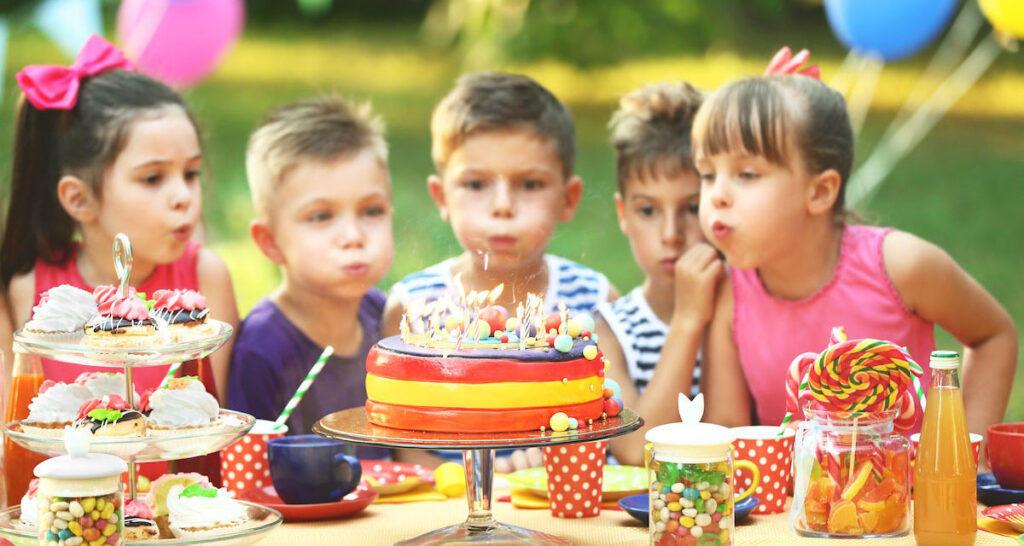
[692,65,1017,439]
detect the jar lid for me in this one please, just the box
[644,394,736,462]
[33,428,128,480]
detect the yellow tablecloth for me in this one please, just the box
[264,497,1018,545]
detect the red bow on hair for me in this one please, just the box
[764,46,821,80]
[16,34,135,111]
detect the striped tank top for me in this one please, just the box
[390,254,610,314]
[596,287,701,397]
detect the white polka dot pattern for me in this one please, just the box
[221,431,286,495]
[732,434,795,514]
[542,440,606,518]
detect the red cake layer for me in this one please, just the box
[365,399,605,433]
[367,345,602,383]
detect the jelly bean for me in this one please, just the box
[78,516,92,528]
[719,484,731,496]
[80,498,96,513]
[653,499,666,510]
[667,502,682,512]
[65,538,83,546]
[666,520,680,533]
[69,501,84,518]
[90,510,100,521]
[40,512,54,528]
[681,498,695,509]
[719,530,730,545]
[665,493,681,502]
[651,509,661,523]
[695,513,712,527]
[53,518,69,530]
[679,516,695,528]
[700,490,711,500]
[671,482,685,494]
[102,523,116,537]
[716,503,728,514]
[95,498,104,512]
[50,502,69,512]
[660,507,670,522]
[57,510,74,521]
[95,519,106,531]
[670,511,681,520]
[83,528,101,542]
[100,503,114,520]
[90,539,106,546]
[662,485,671,494]
[105,532,119,545]
[705,498,717,513]
[108,513,118,525]
[683,508,698,517]
[691,525,704,538]
[59,529,73,540]
[655,520,667,533]
[69,521,83,536]
[46,531,58,542]
[711,512,722,523]
[659,532,683,546]
[682,488,699,500]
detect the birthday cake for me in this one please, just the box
[365,291,620,433]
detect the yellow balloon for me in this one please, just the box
[980,0,1024,39]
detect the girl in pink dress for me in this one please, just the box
[692,73,1017,438]
[0,35,238,402]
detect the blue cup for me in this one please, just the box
[267,435,362,504]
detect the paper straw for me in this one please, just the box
[158,362,182,389]
[273,346,334,430]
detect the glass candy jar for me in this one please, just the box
[34,435,128,546]
[645,421,759,546]
[791,408,910,538]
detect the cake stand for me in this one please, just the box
[314,407,642,545]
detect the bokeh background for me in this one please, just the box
[1,0,1022,418]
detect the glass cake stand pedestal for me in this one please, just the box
[314,407,642,545]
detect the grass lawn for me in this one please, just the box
[2,24,1022,419]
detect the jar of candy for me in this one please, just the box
[791,407,910,538]
[645,420,759,546]
[34,433,128,546]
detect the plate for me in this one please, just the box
[616,493,760,525]
[4,410,254,461]
[0,500,281,545]
[362,460,435,496]
[979,473,1024,507]
[506,465,646,502]
[12,320,233,367]
[981,504,1024,533]
[238,481,377,521]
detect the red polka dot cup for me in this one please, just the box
[731,426,796,514]
[220,419,287,495]
[543,440,606,518]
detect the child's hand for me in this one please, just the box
[673,242,724,327]
[494,448,544,474]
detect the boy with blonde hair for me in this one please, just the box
[228,97,393,453]
[595,82,723,465]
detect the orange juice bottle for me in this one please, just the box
[3,350,46,506]
[913,351,976,546]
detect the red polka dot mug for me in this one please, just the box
[730,426,796,514]
[220,419,287,495]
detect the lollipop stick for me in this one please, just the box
[273,346,334,430]
[158,362,182,389]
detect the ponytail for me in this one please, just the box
[1,70,193,289]
[1,98,76,287]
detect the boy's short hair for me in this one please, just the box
[246,96,387,217]
[431,72,575,178]
[609,82,704,194]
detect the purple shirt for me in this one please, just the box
[227,291,389,459]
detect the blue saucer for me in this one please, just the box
[617,494,760,525]
[978,473,1024,506]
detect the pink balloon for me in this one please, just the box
[116,0,245,88]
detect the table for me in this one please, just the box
[263,497,1018,545]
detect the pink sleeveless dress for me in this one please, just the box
[731,225,934,433]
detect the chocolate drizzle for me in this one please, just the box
[125,516,157,528]
[78,409,144,433]
[153,307,209,325]
[89,317,155,333]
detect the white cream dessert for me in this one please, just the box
[21,381,93,436]
[23,285,97,338]
[166,484,248,537]
[74,371,139,401]
[18,479,38,526]
[146,377,220,435]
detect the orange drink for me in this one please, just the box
[913,351,975,546]
[3,365,46,505]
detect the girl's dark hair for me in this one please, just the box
[692,75,854,214]
[1,70,193,288]
[609,81,704,195]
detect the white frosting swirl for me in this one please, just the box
[19,493,37,525]
[25,383,92,423]
[166,485,246,529]
[148,381,219,428]
[77,372,139,401]
[25,285,97,332]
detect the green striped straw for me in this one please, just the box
[158,362,183,389]
[273,346,334,430]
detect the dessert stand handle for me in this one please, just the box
[463,449,495,530]
[113,233,132,298]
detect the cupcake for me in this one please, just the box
[22,285,97,341]
[147,473,212,518]
[74,371,140,401]
[20,381,93,437]
[166,483,248,538]
[74,395,146,437]
[151,289,215,342]
[124,499,160,540]
[83,293,159,348]
[146,377,220,436]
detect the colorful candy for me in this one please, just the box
[38,492,122,546]
[650,460,733,546]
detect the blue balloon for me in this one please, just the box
[824,0,958,62]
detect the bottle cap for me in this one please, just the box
[929,350,960,369]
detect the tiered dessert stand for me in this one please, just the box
[0,235,282,545]
[315,406,642,545]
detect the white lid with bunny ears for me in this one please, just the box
[644,394,736,464]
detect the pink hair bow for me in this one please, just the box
[764,46,821,80]
[16,34,135,111]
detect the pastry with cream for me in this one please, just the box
[166,483,248,538]
[151,288,215,342]
[20,381,93,437]
[146,377,221,436]
[22,285,97,340]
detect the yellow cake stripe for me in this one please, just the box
[366,373,603,408]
